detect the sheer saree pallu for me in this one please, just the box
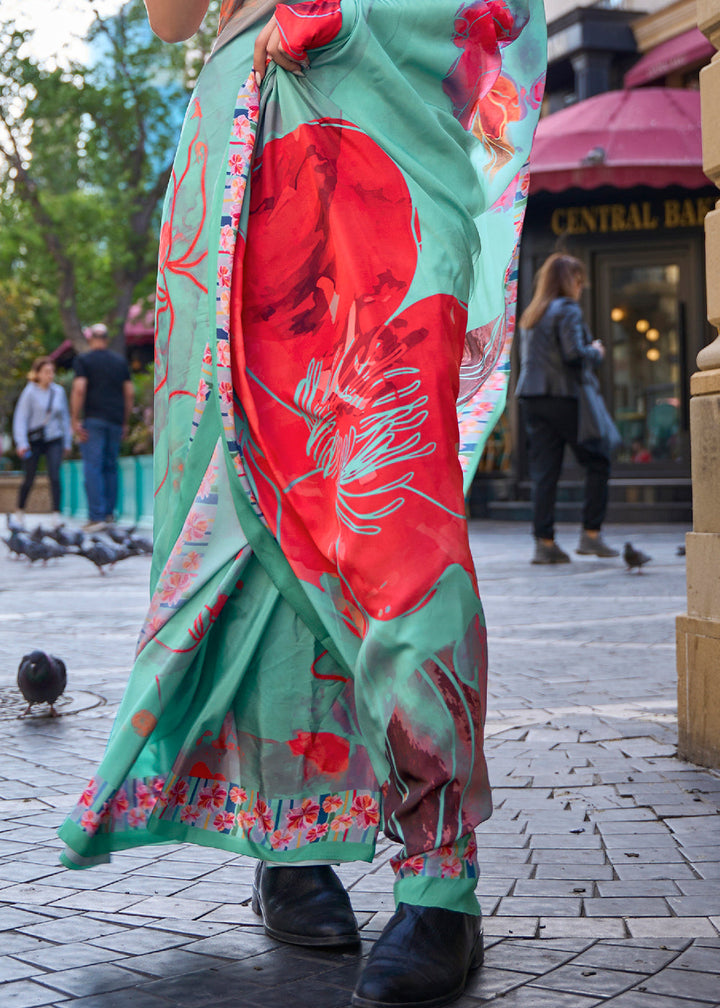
[59,0,546,907]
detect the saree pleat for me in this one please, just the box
[59,0,546,876]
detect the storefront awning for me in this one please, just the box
[624,28,713,89]
[529,87,707,195]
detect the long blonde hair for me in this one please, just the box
[520,253,586,330]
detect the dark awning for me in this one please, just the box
[624,28,713,89]
[529,87,706,195]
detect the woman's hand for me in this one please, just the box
[592,339,605,360]
[253,16,304,85]
[18,446,30,459]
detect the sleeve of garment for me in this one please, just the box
[73,355,86,378]
[556,300,602,367]
[12,385,31,451]
[274,0,357,62]
[57,386,73,451]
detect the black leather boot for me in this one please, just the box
[352,903,483,1008]
[251,863,360,947]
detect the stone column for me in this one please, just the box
[675,0,720,768]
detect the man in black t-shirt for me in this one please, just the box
[71,324,134,530]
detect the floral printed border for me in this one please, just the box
[70,771,382,853]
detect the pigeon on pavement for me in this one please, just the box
[79,537,131,572]
[623,542,651,573]
[17,650,67,717]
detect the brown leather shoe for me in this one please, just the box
[251,863,360,947]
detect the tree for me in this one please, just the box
[0,278,45,456]
[0,0,220,351]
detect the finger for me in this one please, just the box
[253,17,276,84]
[266,27,303,75]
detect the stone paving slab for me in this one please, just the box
[1,519,720,1005]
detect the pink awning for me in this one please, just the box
[529,88,706,195]
[624,27,713,89]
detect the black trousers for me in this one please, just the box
[18,437,63,513]
[519,397,610,541]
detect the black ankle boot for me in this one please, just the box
[352,903,483,1008]
[251,863,360,947]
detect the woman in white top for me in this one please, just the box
[12,356,72,521]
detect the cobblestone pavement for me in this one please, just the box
[1,518,719,1007]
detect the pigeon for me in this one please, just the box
[15,534,66,563]
[676,545,686,557]
[17,650,67,717]
[126,532,153,556]
[104,525,152,555]
[48,524,85,549]
[29,523,55,542]
[78,537,130,572]
[6,512,25,534]
[623,542,651,573]
[105,524,136,545]
[2,530,26,558]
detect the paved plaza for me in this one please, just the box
[1,518,719,1007]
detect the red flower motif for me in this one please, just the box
[350,794,380,830]
[285,798,320,831]
[269,828,294,849]
[80,809,99,831]
[79,780,96,807]
[322,794,344,814]
[214,811,236,831]
[233,120,474,618]
[329,812,353,832]
[112,790,129,816]
[185,511,210,542]
[168,780,189,806]
[198,782,227,810]
[180,805,201,824]
[395,854,426,876]
[443,1,520,128]
[230,786,248,805]
[236,809,257,832]
[441,857,463,879]
[306,822,330,842]
[160,570,194,605]
[127,808,146,828]
[135,783,156,811]
[255,798,274,833]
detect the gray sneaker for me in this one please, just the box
[532,540,571,564]
[577,531,619,557]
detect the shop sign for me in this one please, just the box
[550,196,716,236]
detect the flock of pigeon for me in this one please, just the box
[3,514,152,573]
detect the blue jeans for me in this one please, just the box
[81,417,123,521]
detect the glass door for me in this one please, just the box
[594,251,690,469]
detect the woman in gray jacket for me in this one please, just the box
[515,254,618,564]
[12,356,72,522]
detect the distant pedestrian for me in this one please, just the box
[516,253,619,564]
[71,323,134,531]
[12,356,72,524]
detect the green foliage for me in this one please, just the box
[0,278,45,453]
[124,368,155,456]
[0,0,221,350]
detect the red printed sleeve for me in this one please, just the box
[274,0,346,62]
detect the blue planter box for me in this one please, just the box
[61,455,153,527]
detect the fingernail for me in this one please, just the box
[291,69,305,77]
[254,70,262,87]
